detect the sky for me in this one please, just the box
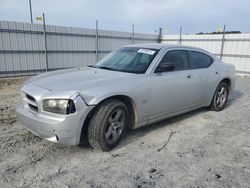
[0,0,250,34]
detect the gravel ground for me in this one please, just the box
[0,76,249,188]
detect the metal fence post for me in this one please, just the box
[220,25,226,60]
[95,20,98,62]
[132,24,135,44]
[158,27,162,43]
[43,13,48,72]
[179,26,182,45]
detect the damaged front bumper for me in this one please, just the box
[16,84,95,146]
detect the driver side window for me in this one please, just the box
[159,50,189,71]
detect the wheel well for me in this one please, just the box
[99,95,137,129]
[79,95,137,145]
[221,78,231,91]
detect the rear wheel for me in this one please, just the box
[210,82,229,111]
[87,99,128,151]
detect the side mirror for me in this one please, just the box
[155,63,175,73]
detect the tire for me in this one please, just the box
[87,99,128,151]
[210,82,229,111]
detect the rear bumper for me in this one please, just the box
[16,99,94,146]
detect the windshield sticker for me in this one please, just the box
[138,49,155,55]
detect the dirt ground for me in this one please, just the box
[0,76,249,188]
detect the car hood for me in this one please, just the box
[27,67,136,92]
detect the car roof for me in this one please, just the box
[124,43,209,52]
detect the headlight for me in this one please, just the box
[43,99,76,114]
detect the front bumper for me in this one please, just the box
[16,98,94,146]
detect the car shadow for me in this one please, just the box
[118,108,207,149]
[117,89,244,149]
[79,89,243,151]
[226,89,243,107]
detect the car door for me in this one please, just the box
[187,50,217,103]
[145,50,204,122]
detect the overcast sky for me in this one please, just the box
[0,0,249,34]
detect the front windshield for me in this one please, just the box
[93,47,159,73]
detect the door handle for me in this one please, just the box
[187,75,193,78]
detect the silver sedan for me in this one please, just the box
[16,44,236,151]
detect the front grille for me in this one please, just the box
[23,93,38,112]
[26,94,36,102]
[28,104,38,111]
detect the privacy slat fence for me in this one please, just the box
[0,21,158,77]
[162,34,250,73]
[1,20,250,77]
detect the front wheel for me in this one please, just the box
[210,82,229,111]
[87,99,128,151]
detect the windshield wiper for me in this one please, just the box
[88,65,117,71]
[97,66,117,71]
[89,65,137,73]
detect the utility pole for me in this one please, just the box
[29,0,33,23]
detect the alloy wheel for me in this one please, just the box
[216,86,228,108]
[105,109,125,144]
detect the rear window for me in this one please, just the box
[189,51,214,69]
